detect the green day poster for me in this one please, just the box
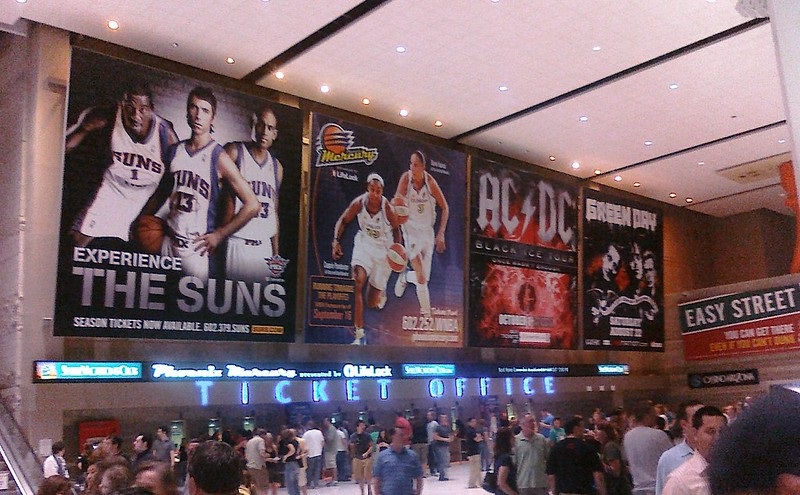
[305,114,466,346]
[54,48,302,341]
[468,158,578,348]
[583,190,664,351]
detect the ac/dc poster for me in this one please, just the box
[54,48,301,342]
[305,114,466,346]
[468,158,578,348]
[583,190,664,351]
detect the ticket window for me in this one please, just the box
[243,416,256,434]
[170,420,185,450]
[207,419,221,438]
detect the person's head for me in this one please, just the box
[592,410,606,426]
[674,399,704,443]
[355,420,366,434]
[51,440,65,456]
[643,251,657,288]
[564,415,584,436]
[387,426,408,451]
[602,244,621,281]
[409,151,427,180]
[252,106,278,150]
[107,436,123,455]
[468,417,478,428]
[709,389,800,495]
[186,87,217,136]
[38,476,73,495]
[598,423,619,444]
[628,242,644,280]
[690,406,726,459]
[121,81,154,140]
[135,460,178,495]
[156,426,169,441]
[427,410,436,422]
[438,414,449,426]
[494,427,514,456]
[552,417,562,429]
[520,414,537,438]
[631,400,656,425]
[188,441,241,495]
[100,464,131,495]
[134,433,152,454]
[366,173,384,200]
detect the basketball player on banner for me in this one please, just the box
[159,86,259,282]
[222,105,284,282]
[65,81,179,249]
[331,173,403,345]
[391,150,449,316]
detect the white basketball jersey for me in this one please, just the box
[356,194,392,249]
[164,140,221,242]
[230,142,279,242]
[107,107,168,201]
[406,172,437,228]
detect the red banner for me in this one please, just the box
[683,312,800,360]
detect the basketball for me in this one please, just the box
[387,242,408,272]
[133,215,165,254]
[321,123,348,154]
[390,196,410,224]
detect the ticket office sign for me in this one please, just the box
[55,48,301,341]
[468,159,578,348]
[679,283,800,360]
[305,114,466,346]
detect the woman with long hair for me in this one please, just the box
[493,427,518,495]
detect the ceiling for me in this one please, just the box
[3,0,794,217]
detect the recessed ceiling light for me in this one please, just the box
[16,0,27,3]
[685,197,694,203]
[644,140,653,146]
[396,46,406,53]
[434,120,443,127]
[498,85,508,92]
[669,83,679,90]
[614,175,622,182]
[698,161,705,166]
[592,46,602,51]
[669,192,677,198]
[225,57,235,64]
[320,84,330,93]
[362,98,370,105]
[399,109,409,117]
[594,169,602,175]
[549,156,556,161]
[275,71,285,79]
[491,0,500,3]
[633,182,641,187]
[578,116,589,122]
[107,20,120,30]
[731,115,737,119]
[779,139,787,144]
[171,42,179,48]
[571,161,580,170]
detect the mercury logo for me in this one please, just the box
[315,123,379,167]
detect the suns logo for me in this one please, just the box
[315,123,379,167]
[265,255,290,278]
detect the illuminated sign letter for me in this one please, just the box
[241,382,249,405]
[275,380,291,404]
[377,379,391,400]
[480,377,491,396]
[346,380,360,401]
[455,378,466,397]
[195,381,213,407]
[505,378,513,395]
[522,377,535,395]
[312,380,329,402]
[544,376,555,394]
[429,379,444,398]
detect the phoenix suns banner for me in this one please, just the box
[305,114,466,346]
[55,48,301,341]
[583,190,664,351]
[468,158,578,348]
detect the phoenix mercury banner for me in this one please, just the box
[305,114,466,346]
[678,282,800,360]
[468,159,578,348]
[55,48,302,341]
[583,191,664,351]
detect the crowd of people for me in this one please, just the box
[39,391,800,495]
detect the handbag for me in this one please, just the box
[482,469,497,493]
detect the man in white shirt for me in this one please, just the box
[303,421,325,488]
[624,401,673,495]
[655,400,704,495]
[246,429,269,495]
[43,441,69,479]
[662,406,726,495]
